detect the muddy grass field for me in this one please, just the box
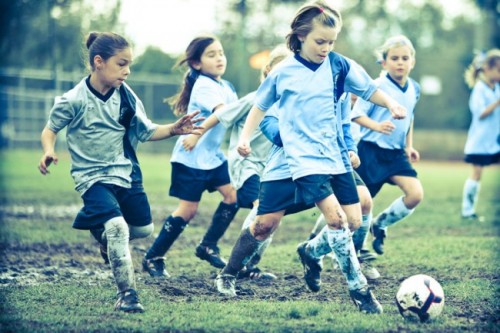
[0,151,499,332]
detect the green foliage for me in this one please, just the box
[132,46,179,75]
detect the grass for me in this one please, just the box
[0,149,499,332]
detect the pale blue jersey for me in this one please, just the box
[351,73,420,149]
[171,74,238,169]
[254,52,377,180]
[464,80,500,155]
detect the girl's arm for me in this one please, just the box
[182,113,221,151]
[369,90,407,119]
[39,127,59,175]
[479,99,500,119]
[237,105,266,157]
[149,111,205,141]
[353,115,396,135]
[405,120,420,162]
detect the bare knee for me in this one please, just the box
[404,187,424,209]
[129,223,153,240]
[357,187,373,215]
[251,217,279,240]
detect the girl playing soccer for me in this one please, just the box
[233,1,407,314]
[142,35,239,277]
[38,32,203,312]
[461,49,500,220]
[182,45,291,280]
[352,35,423,256]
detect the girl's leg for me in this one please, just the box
[352,185,373,253]
[371,176,423,255]
[216,211,284,296]
[143,200,197,277]
[104,216,143,312]
[462,165,483,218]
[196,183,239,268]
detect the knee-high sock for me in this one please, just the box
[104,216,135,293]
[352,213,371,253]
[375,196,414,231]
[145,215,188,259]
[306,225,332,259]
[241,206,271,269]
[222,228,262,276]
[326,227,367,291]
[462,179,480,216]
[201,202,239,247]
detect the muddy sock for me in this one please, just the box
[306,226,332,259]
[201,202,239,247]
[375,196,414,231]
[326,227,367,291]
[245,236,272,270]
[352,213,371,253]
[222,228,262,276]
[104,216,135,292]
[462,178,480,216]
[145,215,188,259]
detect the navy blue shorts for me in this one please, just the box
[356,140,417,197]
[294,172,360,206]
[169,161,231,202]
[464,153,500,166]
[257,178,315,216]
[237,174,260,209]
[73,183,152,230]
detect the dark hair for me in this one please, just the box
[166,35,218,116]
[286,0,342,53]
[85,32,130,71]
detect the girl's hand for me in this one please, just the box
[349,151,361,169]
[388,104,407,119]
[406,147,420,163]
[237,139,251,157]
[171,111,205,136]
[38,152,58,175]
[182,134,200,151]
[376,120,396,135]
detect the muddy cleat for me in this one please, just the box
[99,244,109,265]
[237,266,277,280]
[114,289,144,313]
[358,249,380,280]
[349,286,383,314]
[142,256,170,278]
[215,273,237,297]
[297,242,322,292]
[370,223,386,255]
[195,244,227,269]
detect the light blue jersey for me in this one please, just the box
[254,52,377,180]
[351,73,420,149]
[170,74,238,170]
[464,80,500,155]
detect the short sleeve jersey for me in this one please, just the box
[254,52,377,180]
[215,91,272,190]
[170,74,238,170]
[351,73,420,149]
[464,80,500,155]
[47,78,157,194]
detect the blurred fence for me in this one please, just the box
[0,67,180,152]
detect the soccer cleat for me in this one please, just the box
[142,256,170,278]
[461,213,485,222]
[114,289,144,313]
[215,273,237,297]
[371,223,386,255]
[195,244,227,269]
[358,249,380,280]
[237,266,277,280]
[349,286,383,314]
[99,244,109,265]
[297,242,322,292]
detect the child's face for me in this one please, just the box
[194,40,227,80]
[299,21,338,64]
[95,47,132,90]
[382,45,415,83]
[484,61,500,84]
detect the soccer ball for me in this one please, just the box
[395,274,445,322]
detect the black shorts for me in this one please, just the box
[257,178,315,216]
[356,140,417,197]
[73,183,152,230]
[464,153,500,166]
[237,174,260,209]
[169,161,231,202]
[294,172,360,206]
